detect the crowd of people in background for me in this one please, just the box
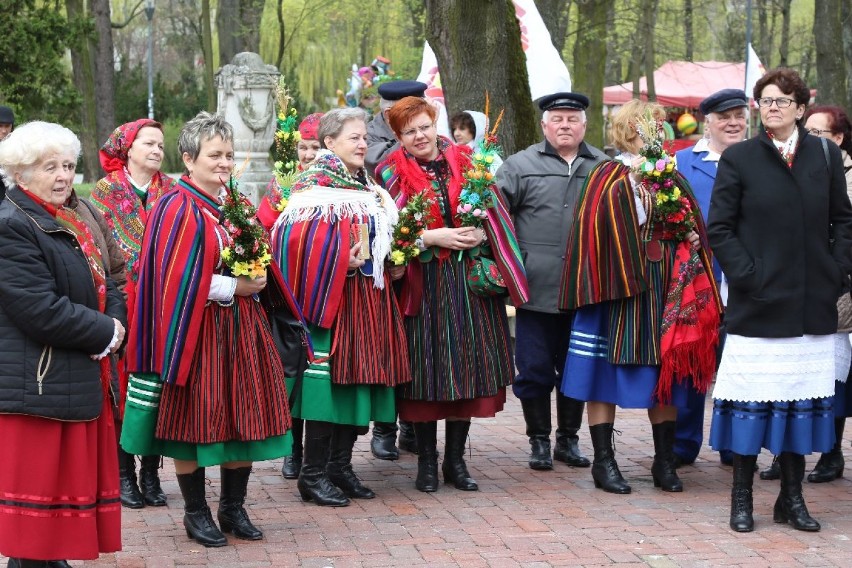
[1,63,852,566]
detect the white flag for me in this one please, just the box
[744,43,766,98]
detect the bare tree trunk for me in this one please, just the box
[641,0,659,101]
[91,0,115,147]
[66,0,100,182]
[683,0,693,60]
[813,0,846,105]
[778,0,792,67]
[573,0,612,148]
[424,0,536,156]
[201,0,216,111]
[842,0,852,110]
[536,0,573,55]
[217,0,264,65]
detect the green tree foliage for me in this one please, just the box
[0,0,79,122]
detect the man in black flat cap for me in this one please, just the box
[673,88,748,469]
[0,105,14,201]
[496,91,608,471]
[365,80,428,180]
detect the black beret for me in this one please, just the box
[377,80,428,101]
[538,92,590,112]
[699,89,747,115]
[0,105,14,125]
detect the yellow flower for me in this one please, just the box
[485,155,494,164]
[474,153,483,161]
[221,248,232,261]
[672,187,681,199]
[411,248,421,257]
[293,131,301,142]
[652,169,661,177]
[656,192,668,205]
[276,197,289,212]
[280,132,290,141]
[665,162,674,172]
[390,250,406,265]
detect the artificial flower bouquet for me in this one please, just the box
[390,192,433,266]
[270,79,301,212]
[220,175,272,278]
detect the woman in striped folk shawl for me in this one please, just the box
[271,107,411,507]
[376,97,529,494]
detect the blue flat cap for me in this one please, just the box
[0,105,14,125]
[699,89,747,115]
[538,92,590,112]
[377,80,428,101]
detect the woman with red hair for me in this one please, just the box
[376,97,528,493]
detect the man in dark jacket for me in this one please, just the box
[496,92,608,470]
[0,105,14,202]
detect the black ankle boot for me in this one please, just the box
[139,455,167,506]
[730,454,756,532]
[442,420,478,491]
[218,466,262,540]
[651,421,683,492]
[371,421,400,460]
[118,447,144,509]
[759,455,780,480]
[520,396,553,470]
[554,394,591,467]
[398,420,418,454]
[297,420,350,507]
[176,468,227,547]
[774,452,820,531]
[282,418,304,479]
[808,418,845,483]
[327,424,375,499]
[414,421,439,492]
[589,423,631,494]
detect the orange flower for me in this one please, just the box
[400,226,410,234]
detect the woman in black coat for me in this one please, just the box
[707,68,852,534]
[0,122,127,567]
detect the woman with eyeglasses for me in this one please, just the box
[375,96,528,493]
[708,68,852,533]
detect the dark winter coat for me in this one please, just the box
[0,186,126,421]
[708,126,852,337]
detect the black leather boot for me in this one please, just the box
[650,421,683,492]
[442,420,478,491]
[118,447,144,509]
[589,423,631,494]
[554,394,591,467]
[282,418,304,479]
[297,420,350,507]
[759,454,780,480]
[398,420,418,454]
[217,466,262,540]
[774,452,820,531]
[6,559,49,567]
[414,421,439,492]
[371,421,400,460]
[808,418,845,483]
[139,455,167,506]
[46,562,72,568]
[520,396,553,470]
[176,468,227,547]
[730,453,756,532]
[327,424,375,499]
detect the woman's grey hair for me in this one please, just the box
[0,121,81,188]
[178,111,233,163]
[318,107,368,149]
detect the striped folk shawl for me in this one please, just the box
[270,150,398,328]
[378,142,529,311]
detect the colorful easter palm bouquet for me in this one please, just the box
[269,79,301,212]
[220,174,272,278]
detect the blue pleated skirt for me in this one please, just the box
[709,398,834,456]
[560,303,693,409]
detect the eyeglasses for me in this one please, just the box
[807,128,833,136]
[401,123,435,138]
[757,97,796,109]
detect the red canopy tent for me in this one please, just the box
[603,61,746,108]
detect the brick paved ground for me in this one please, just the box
[5,392,852,567]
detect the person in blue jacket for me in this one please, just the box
[673,88,748,467]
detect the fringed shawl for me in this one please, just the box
[270,149,398,328]
[378,139,529,309]
[90,169,177,279]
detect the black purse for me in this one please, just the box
[261,284,309,406]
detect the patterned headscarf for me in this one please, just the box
[99,119,162,173]
[298,113,323,141]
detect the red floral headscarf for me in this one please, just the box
[298,113,323,141]
[99,118,162,173]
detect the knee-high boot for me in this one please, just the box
[176,468,227,547]
[297,420,350,507]
[651,421,683,492]
[414,421,439,492]
[218,466,262,540]
[774,452,820,531]
[442,420,478,491]
[520,396,553,470]
[118,446,144,509]
[327,424,375,499]
[554,394,590,467]
[139,455,167,506]
[808,418,845,483]
[730,453,756,532]
[371,421,400,460]
[281,418,304,479]
[398,420,418,454]
[589,423,631,494]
